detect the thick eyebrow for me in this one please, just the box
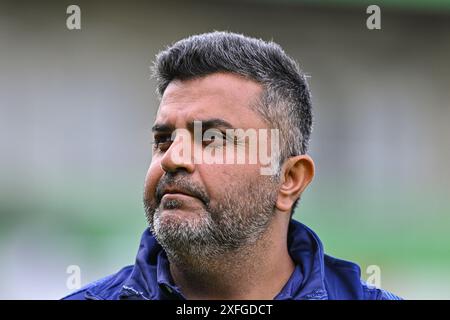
[187,118,235,132]
[151,118,235,134]
[151,123,174,133]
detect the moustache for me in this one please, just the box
[155,174,210,206]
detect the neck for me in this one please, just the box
[169,219,295,300]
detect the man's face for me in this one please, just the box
[143,73,280,262]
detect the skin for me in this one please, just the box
[143,72,315,299]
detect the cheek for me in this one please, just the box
[144,159,164,200]
[200,164,260,197]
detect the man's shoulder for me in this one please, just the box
[62,265,134,300]
[323,254,402,300]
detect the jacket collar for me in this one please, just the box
[87,219,328,300]
[282,220,328,300]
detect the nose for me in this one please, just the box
[160,130,196,174]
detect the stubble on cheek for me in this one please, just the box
[143,160,164,222]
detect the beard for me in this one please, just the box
[143,171,279,268]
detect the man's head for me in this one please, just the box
[143,32,314,265]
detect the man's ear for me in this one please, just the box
[276,155,315,213]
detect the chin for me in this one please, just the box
[157,210,197,227]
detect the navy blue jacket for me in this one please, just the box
[63,220,401,300]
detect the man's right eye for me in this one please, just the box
[152,135,172,151]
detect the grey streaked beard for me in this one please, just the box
[144,176,278,271]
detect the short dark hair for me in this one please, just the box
[152,31,313,214]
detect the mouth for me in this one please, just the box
[162,192,197,201]
[160,192,204,213]
[156,184,208,207]
[159,187,204,206]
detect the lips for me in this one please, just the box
[160,191,203,211]
[162,192,196,200]
[162,188,196,198]
[156,181,209,206]
[158,187,201,205]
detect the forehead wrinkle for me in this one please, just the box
[157,74,267,131]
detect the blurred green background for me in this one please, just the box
[1,0,449,299]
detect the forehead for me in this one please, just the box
[155,73,267,129]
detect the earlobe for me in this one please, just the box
[275,155,315,213]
